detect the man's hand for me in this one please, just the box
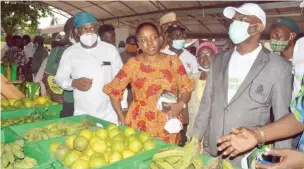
[217,127,259,157]
[72,78,93,91]
[256,148,304,169]
[49,92,64,103]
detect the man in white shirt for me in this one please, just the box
[55,12,127,124]
[23,35,35,59]
[161,24,199,146]
[161,24,199,75]
[193,3,292,165]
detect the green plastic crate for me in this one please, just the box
[35,136,170,169]
[23,145,55,169]
[132,144,242,169]
[1,129,54,169]
[1,128,22,143]
[1,104,63,120]
[8,114,113,142]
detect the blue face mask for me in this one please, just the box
[229,20,257,44]
[172,40,185,50]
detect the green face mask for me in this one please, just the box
[270,39,289,53]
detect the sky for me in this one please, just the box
[38,9,69,29]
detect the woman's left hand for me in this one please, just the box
[168,101,185,117]
[256,148,304,169]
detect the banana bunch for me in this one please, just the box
[24,119,95,141]
[149,136,203,169]
[204,157,234,169]
[1,140,36,169]
[149,136,235,169]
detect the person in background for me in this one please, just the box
[162,24,199,75]
[43,17,77,117]
[187,46,197,56]
[31,36,48,77]
[120,35,137,64]
[270,17,299,61]
[159,12,178,50]
[161,24,199,146]
[22,35,35,59]
[193,3,292,165]
[3,36,30,81]
[103,22,193,144]
[187,42,217,138]
[98,24,116,46]
[55,12,127,124]
[118,41,126,53]
[1,35,13,58]
[270,18,300,148]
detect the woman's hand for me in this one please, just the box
[217,127,259,157]
[256,148,304,169]
[118,113,125,125]
[168,101,185,117]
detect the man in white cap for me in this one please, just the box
[159,12,178,50]
[55,12,127,124]
[193,3,292,165]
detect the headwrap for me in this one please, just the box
[74,12,98,28]
[196,42,218,56]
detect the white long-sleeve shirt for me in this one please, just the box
[55,40,127,124]
[161,46,199,75]
[24,42,35,58]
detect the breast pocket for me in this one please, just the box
[249,79,273,104]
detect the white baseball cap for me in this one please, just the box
[223,3,266,28]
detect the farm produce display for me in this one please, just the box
[24,119,95,141]
[149,136,234,169]
[1,96,58,110]
[50,124,157,169]
[1,140,37,169]
[1,110,46,127]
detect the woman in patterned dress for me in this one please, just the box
[3,36,30,81]
[103,23,194,144]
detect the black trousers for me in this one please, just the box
[60,102,74,118]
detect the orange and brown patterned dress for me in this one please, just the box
[103,55,194,144]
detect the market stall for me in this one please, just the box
[2,1,304,169]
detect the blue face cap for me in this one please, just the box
[74,12,98,28]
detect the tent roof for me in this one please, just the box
[40,1,304,38]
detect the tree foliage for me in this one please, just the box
[1,1,52,35]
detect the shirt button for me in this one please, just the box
[224,108,228,113]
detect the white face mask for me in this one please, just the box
[80,33,98,47]
[229,20,256,44]
[69,37,77,44]
[172,39,185,50]
[164,118,183,134]
[198,66,209,72]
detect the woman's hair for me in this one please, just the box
[13,35,24,49]
[135,22,159,40]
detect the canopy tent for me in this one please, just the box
[39,0,304,39]
[40,24,64,34]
